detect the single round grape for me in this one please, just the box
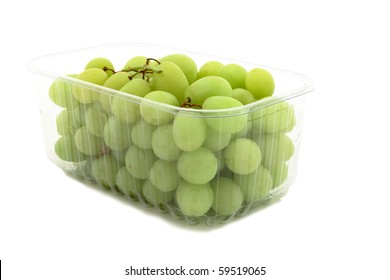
[245,68,275,99]
[85,57,115,77]
[49,75,79,108]
[125,145,155,179]
[210,177,243,215]
[160,54,198,84]
[218,63,247,89]
[224,138,261,175]
[151,124,180,161]
[140,90,179,125]
[232,88,255,105]
[172,111,207,152]
[100,72,132,113]
[203,96,247,134]
[72,104,89,125]
[120,78,152,97]
[116,166,143,198]
[186,76,232,106]
[268,163,288,188]
[92,154,120,189]
[85,107,108,137]
[142,180,174,205]
[103,116,132,151]
[56,109,81,136]
[202,126,231,152]
[123,56,147,71]
[233,165,273,204]
[177,147,218,184]
[72,68,108,104]
[256,133,295,168]
[197,61,224,80]
[74,126,104,156]
[149,160,180,192]
[131,118,155,149]
[151,61,189,103]
[175,181,214,217]
[54,136,86,162]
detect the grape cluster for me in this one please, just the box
[49,54,296,222]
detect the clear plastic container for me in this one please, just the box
[28,43,314,226]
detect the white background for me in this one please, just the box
[1,0,389,279]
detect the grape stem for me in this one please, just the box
[180,97,202,109]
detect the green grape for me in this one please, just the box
[125,145,155,179]
[99,71,132,113]
[210,177,243,215]
[172,111,207,152]
[74,126,104,156]
[245,68,275,99]
[186,76,232,106]
[72,104,89,125]
[54,136,86,162]
[175,181,214,217]
[116,166,143,197]
[72,68,108,104]
[233,165,273,204]
[203,96,247,134]
[142,180,174,205]
[120,78,152,97]
[251,98,295,133]
[177,147,218,184]
[232,88,255,105]
[131,118,155,149]
[85,107,108,137]
[218,63,247,89]
[56,109,81,136]
[92,154,120,189]
[151,124,180,161]
[149,160,180,192]
[224,138,261,175]
[256,133,294,168]
[103,116,132,151]
[85,57,115,77]
[268,163,288,188]
[140,90,179,125]
[202,126,231,152]
[111,149,127,166]
[151,61,189,103]
[49,75,79,108]
[196,61,224,80]
[160,54,198,84]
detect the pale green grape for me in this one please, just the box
[172,111,207,152]
[100,71,132,113]
[72,105,89,125]
[49,75,79,108]
[54,136,86,162]
[175,181,214,216]
[125,145,155,179]
[177,147,218,184]
[85,107,108,137]
[251,98,295,133]
[232,88,255,105]
[233,165,273,204]
[196,61,224,80]
[103,116,132,151]
[210,177,243,215]
[224,138,261,175]
[74,126,104,156]
[140,90,179,125]
[116,166,143,197]
[56,109,81,136]
[123,56,147,71]
[256,133,294,168]
[203,96,247,134]
[111,149,127,166]
[142,180,174,205]
[85,57,115,77]
[202,126,231,152]
[218,64,247,89]
[149,160,180,192]
[268,163,288,188]
[151,61,189,103]
[160,54,198,84]
[245,68,275,99]
[186,76,232,106]
[120,78,152,97]
[131,118,155,149]
[92,154,120,189]
[151,124,180,161]
[72,68,108,104]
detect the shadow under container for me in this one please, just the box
[28,43,314,226]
